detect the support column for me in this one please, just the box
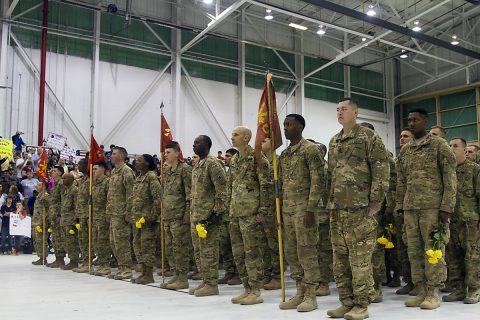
[384,58,396,153]
[90,10,100,131]
[294,33,304,115]
[37,0,49,145]
[0,1,10,137]
[171,0,181,141]
[236,8,245,126]
[343,33,351,97]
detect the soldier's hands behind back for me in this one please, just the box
[439,210,450,223]
[304,211,315,228]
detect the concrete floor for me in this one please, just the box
[1,255,479,320]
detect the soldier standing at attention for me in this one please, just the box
[130,154,161,285]
[107,147,135,280]
[326,98,389,320]
[228,126,271,305]
[189,135,228,297]
[32,181,49,265]
[160,142,192,290]
[443,138,480,304]
[46,166,66,268]
[277,114,325,313]
[60,173,79,270]
[396,108,457,310]
[73,159,90,273]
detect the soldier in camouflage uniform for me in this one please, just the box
[396,108,457,310]
[46,166,66,268]
[276,114,325,313]
[107,147,135,280]
[443,138,480,304]
[189,135,228,297]
[32,181,49,265]
[465,145,479,163]
[130,154,161,285]
[160,142,192,290]
[91,163,112,276]
[228,127,271,305]
[73,159,90,273]
[60,173,79,270]
[326,99,390,320]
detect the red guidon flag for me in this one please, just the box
[36,149,48,182]
[88,134,105,170]
[161,113,184,162]
[254,72,283,162]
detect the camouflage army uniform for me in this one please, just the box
[228,146,271,291]
[130,171,161,268]
[445,160,480,298]
[396,133,457,301]
[318,160,333,286]
[219,213,236,280]
[32,192,49,260]
[92,175,111,267]
[75,176,89,263]
[163,162,192,277]
[280,139,325,287]
[61,184,79,263]
[48,179,66,261]
[107,164,135,269]
[190,155,228,286]
[327,124,389,308]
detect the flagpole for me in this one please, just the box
[265,72,286,302]
[42,207,46,266]
[160,103,166,284]
[88,126,93,273]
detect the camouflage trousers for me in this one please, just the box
[404,209,447,288]
[394,213,411,283]
[283,211,320,285]
[109,215,133,267]
[191,221,220,285]
[63,225,79,262]
[445,219,480,289]
[230,216,264,290]
[93,217,111,266]
[32,227,48,259]
[372,213,386,286]
[318,215,334,284]
[331,208,376,308]
[162,223,173,270]
[260,215,281,281]
[219,220,236,275]
[77,218,89,263]
[49,215,65,258]
[164,219,190,275]
[133,222,159,268]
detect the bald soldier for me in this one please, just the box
[326,98,389,320]
[60,173,79,270]
[228,126,271,305]
[466,145,479,163]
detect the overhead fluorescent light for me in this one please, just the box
[265,9,273,20]
[400,49,408,59]
[451,35,459,45]
[361,37,366,41]
[203,0,213,4]
[366,5,376,16]
[317,25,326,35]
[289,23,308,31]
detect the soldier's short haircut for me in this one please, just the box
[113,146,128,159]
[469,145,480,151]
[409,108,429,118]
[338,97,358,109]
[401,128,413,133]
[94,162,106,168]
[286,114,306,130]
[451,137,467,147]
[53,165,64,176]
[225,148,238,156]
[78,158,87,165]
[360,122,375,131]
[430,125,446,135]
[165,141,181,152]
[142,154,157,171]
[199,135,212,150]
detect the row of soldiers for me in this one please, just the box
[30,97,479,320]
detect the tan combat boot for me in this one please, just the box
[372,284,383,303]
[189,281,205,295]
[316,282,331,296]
[194,283,219,297]
[108,267,121,279]
[442,285,466,302]
[94,265,111,276]
[231,287,251,304]
[227,274,242,285]
[420,286,440,310]
[167,274,189,290]
[327,305,353,318]
[47,257,65,268]
[263,278,281,290]
[344,306,369,320]
[464,288,480,304]
[160,274,178,288]
[240,288,264,305]
[132,264,146,283]
[297,284,318,312]
[279,282,305,310]
[396,282,414,295]
[72,264,90,273]
[218,273,234,285]
[114,266,132,280]
[61,260,79,270]
[32,258,47,266]
[135,266,154,285]
[405,284,426,307]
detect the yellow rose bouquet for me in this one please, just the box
[195,213,220,239]
[135,216,146,229]
[425,223,448,264]
[35,225,43,233]
[377,224,395,249]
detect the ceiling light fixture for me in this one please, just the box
[289,23,308,31]
[265,9,273,20]
[317,25,326,35]
[366,5,376,16]
[361,37,366,41]
[203,0,213,4]
[400,49,408,59]
[412,20,421,32]
[451,35,459,45]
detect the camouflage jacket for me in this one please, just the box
[327,124,390,211]
[228,146,271,217]
[162,163,192,221]
[396,133,457,213]
[385,156,397,212]
[280,138,326,214]
[92,175,109,221]
[33,192,49,226]
[190,154,228,223]
[48,179,64,220]
[106,164,135,216]
[75,176,89,219]
[60,185,78,226]
[129,171,161,223]
[453,160,480,222]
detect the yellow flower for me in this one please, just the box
[75,223,81,230]
[428,257,439,264]
[426,249,435,257]
[388,224,395,235]
[377,236,388,245]
[135,221,142,229]
[196,224,208,238]
[434,250,443,259]
[385,242,395,249]
[139,217,146,224]
[69,229,75,235]
[36,226,43,233]
[48,228,53,233]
